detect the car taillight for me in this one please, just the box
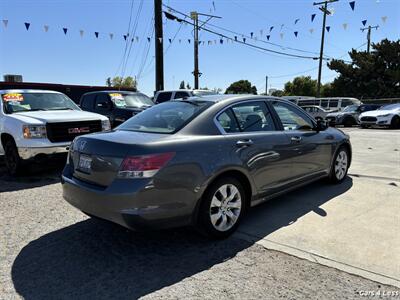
[118,152,175,178]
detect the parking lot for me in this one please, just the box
[0,127,399,299]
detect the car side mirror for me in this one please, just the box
[314,119,327,132]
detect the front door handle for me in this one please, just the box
[236,139,254,148]
[291,136,302,143]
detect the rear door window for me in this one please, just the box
[328,99,339,109]
[231,101,276,132]
[156,92,172,103]
[216,110,240,133]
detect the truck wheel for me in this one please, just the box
[4,139,23,176]
[390,116,400,129]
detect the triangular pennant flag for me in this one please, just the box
[188,39,191,44]
[250,32,254,38]
[24,22,30,31]
[44,25,49,32]
[260,29,263,36]
[123,35,127,41]
[131,38,134,42]
[381,16,387,23]
[266,35,270,40]
[202,41,205,45]
[349,1,355,11]
[212,1,216,11]
[169,38,172,43]
[136,36,139,42]
[80,30,84,37]
[158,37,162,43]
[294,19,300,25]
[362,20,367,26]
[326,26,331,32]
[269,26,274,32]
[147,37,150,42]
[311,14,316,22]
[63,28,68,35]
[280,24,284,31]
[109,33,113,40]
[2,20,8,28]
[342,23,348,30]
[234,36,237,41]
[95,32,99,38]
[179,39,181,43]
[309,28,314,34]
[294,31,298,37]
[214,40,217,44]
[208,40,211,45]
[280,33,284,39]
[243,37,246,43]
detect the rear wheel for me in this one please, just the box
[4,139,23,176]
[390,116,400,129]
[328,146,349,184]
[360,124,368,129]
[197,177,245,239]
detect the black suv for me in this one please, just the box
[80,91,153,127]
[325,104,381,127]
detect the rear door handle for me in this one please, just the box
[291,136,302,143]
[236,139,254,147]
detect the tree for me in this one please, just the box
[179,80,185,89]
[225,80,257,94]
[327,39,400,98]
[283,76,317,96]
[186,83,192,89]
[108,76,137,90]
[271,90,284,97]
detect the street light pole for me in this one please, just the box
[313,0,338,98]
[154,0,164,92]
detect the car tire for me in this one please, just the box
[4,139,23,176]
[390,116,400,129]
[343,117,355,127]
[328,146,350,184]
[196,177,246,239]
[360,124,368,129]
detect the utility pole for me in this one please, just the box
[154,0,164,92]
[265,76,268,95]
[313,0,338,98]
[361,25,379,53]
[190,11,221,89]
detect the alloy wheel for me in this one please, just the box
[334,150,348,180]
[209,184,242,232]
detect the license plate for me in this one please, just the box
[78,154,92,173]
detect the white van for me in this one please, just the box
[296,97,362,111]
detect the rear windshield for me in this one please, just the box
[117,100,213,133]
[109,92,153,108]
[2,92,79,113]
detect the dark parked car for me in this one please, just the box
[62,95,351,238]
[79,91,153,127]
[325,104,381,127]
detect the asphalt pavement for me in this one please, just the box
[0,127,399,299]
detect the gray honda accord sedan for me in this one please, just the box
[62,95,351,238]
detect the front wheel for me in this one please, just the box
[197,177,246,239]
[390,116,400,129]
[4,139,23,176]
[328,146,350,184]
[343,117,355,127]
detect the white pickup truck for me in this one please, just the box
[0,89,110,175]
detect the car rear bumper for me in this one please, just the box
[18,145,69,160]
[61,167,197,231]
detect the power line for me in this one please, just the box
[164,9,321,60]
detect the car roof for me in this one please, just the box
[173,94,284,104]
[82,90,142,95]
[0,89,63,94]
[156,89,193,93]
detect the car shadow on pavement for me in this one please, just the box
[237,177,353,238]
[0,156,65,192]
[11,177,353,299]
